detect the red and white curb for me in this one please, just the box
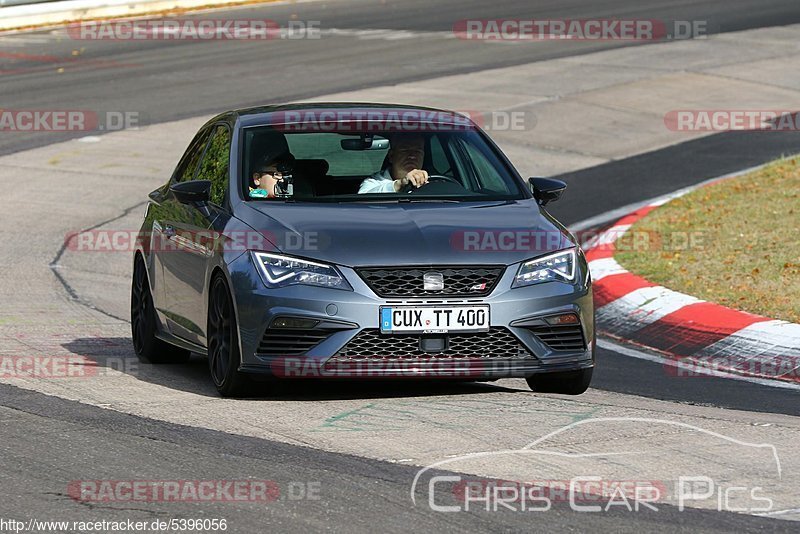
[581,190,800,384]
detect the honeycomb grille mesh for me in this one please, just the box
[357,266,503,297]
[329,327,533,362]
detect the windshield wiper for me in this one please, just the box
[398,198,461,203]
[331,197,463,204]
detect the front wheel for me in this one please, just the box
[526,368,593,395]
[207,275,251,397]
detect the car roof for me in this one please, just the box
[225,102,478,129]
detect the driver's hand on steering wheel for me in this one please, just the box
[393,169,429,192]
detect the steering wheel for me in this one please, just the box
[406,174,462,193]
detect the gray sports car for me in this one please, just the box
[131,103,594,397]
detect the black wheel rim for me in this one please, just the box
[131,260,149,354]
[208,280,232,387]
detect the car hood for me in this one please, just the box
[238,199,574,267]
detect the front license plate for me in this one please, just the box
[380,305,490,334]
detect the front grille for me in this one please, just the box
[330,327,533,361]
[257,328,332,356]
[527,323,586,351]
[357,266,504,297]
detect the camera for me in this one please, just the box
[273,162,294,197]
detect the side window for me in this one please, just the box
[175,128,211,183]
[195,125,231,206]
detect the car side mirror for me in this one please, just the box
[529,177,566,206]
[170,180,211,205]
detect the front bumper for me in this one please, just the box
[228,253,595,379]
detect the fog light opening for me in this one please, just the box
[270,317,321,329]
[545,313,580,326]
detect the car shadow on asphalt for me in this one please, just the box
[62,337,524,400]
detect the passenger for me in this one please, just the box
[249,157,284,198]
[249,129,293,199]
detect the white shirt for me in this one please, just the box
[358,168,396,194]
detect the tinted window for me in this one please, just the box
[242,127,523,201]
[195,125,231,206]
[175,127,211,183]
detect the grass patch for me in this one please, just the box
[615,156,800,323]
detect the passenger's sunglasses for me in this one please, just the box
[254,169,283,178]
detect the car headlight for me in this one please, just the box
[512,249,576,288]
[252,252,352,290]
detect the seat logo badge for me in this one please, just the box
[423,272,444,290]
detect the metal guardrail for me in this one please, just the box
[0,0,63,7]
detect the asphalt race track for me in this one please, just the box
[1,0,800,531]
[3,0,800,155]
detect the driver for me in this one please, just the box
[358,134,429,193]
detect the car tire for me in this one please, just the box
[207,274,251,398]
[526,368,593,395]
[131,255,191,364]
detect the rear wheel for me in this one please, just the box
[207,275,251,397]
[131,255,190,364]
[526,368,592,395]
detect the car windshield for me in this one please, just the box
[241,124,525,202]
